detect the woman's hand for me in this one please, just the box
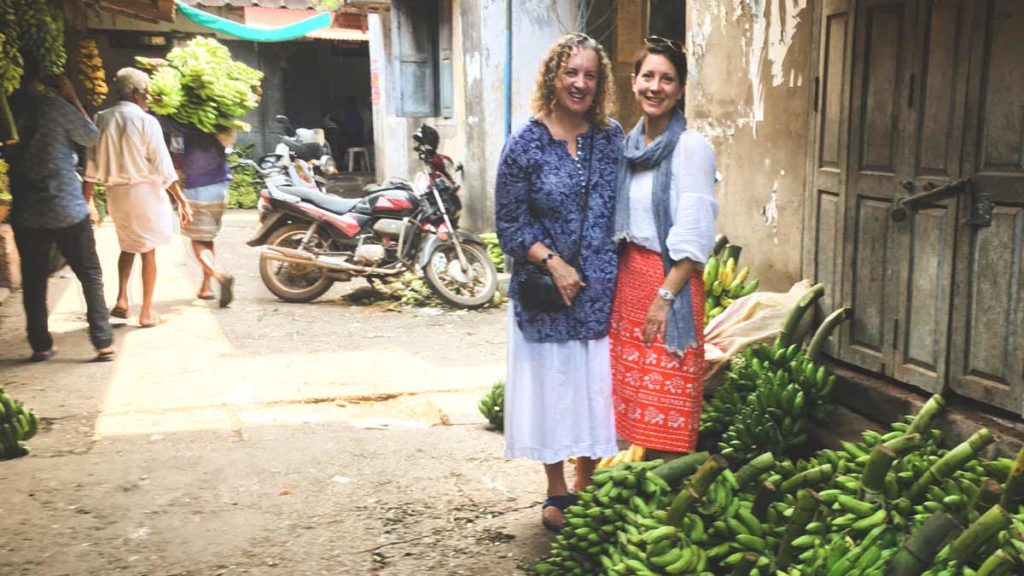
[548,256,587,307]
[643,297,672,347]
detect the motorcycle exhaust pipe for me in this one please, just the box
[260,246,403,276]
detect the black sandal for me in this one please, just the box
[541,493,578,533]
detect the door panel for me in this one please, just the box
[804,0,854,357]
[951,0,1024,413]
[841,0,915,372]
[890,0,972,392]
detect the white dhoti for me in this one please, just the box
[106,182,175,253]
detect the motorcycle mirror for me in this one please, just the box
[456,162,464,175]
[224,146,234,156]
[275,115,296,137]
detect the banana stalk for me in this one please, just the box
[651,451,710,487]
[776,488,821,568]
[972,478,1004,518]
[907,394,946,437]
[751,480,777,521]
[861,434,922,499]
[890,511,961,576]
[949,504,1011,563]
[998,444,1024,511]
[805,306,852,363]
[779,463,833,494]
[776,283,825,349]
[976,549,1020,576]
[906,429,994,501]
[666,455,727,525]
[0,89,17,145]
[711,234,729,258]
[724,243,742,263]
[734,452,775,489]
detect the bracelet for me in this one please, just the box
[541,252,559,267]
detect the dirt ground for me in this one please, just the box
[0,211,557,575]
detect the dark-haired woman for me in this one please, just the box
[494,33,623,532]
[610,38,718,457]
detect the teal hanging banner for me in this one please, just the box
[175,1,333,42]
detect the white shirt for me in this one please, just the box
[626,130,718,264]
[85,101,178,189]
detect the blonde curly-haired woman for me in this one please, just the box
[494,33,623,532]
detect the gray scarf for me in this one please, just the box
[614,110,697,354]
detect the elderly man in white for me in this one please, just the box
[85,68,192,328]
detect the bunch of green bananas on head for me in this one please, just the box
[5,0,65,77]
[0,387,40,460]
[141,37,263,134]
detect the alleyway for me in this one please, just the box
[0,211,549,575]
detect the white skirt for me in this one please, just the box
[504,304,619,464]
[107,182,174,253]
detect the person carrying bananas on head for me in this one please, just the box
[156,115,235,308]
[84,67,193,328]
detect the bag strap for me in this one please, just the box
[533,128,595,266]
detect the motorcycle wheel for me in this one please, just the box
[422,242,498,309]
[259,223,335,303]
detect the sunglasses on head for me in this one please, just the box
[644,36,684,54]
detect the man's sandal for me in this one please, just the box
[541,493,579,533]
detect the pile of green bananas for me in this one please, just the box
[700,287,847,464]
[477,232,506,273]
[536,395,1024,575]
[703,237,759,325]
[0,387,39,459]
[141,37,263,134]
[478,378,504,429]
[0,0,66,95]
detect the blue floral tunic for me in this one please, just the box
[495,118,624,343]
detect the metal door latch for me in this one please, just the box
[890,178,970,222]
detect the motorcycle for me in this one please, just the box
[245,124,498,309]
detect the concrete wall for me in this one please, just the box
[369,0,579,232]
[685,0,813,291]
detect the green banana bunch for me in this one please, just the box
[477,379,504,429]
[703,239,760,326]
[142,37,263,134]
[0,387,40,460]
[477,233,506,273]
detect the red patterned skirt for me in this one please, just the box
[610,244,705,453]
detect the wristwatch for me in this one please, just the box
[657,287,676,301]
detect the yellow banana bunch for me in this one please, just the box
[596,444,647,469]
[77,39,107,107]
[704,238,761,325]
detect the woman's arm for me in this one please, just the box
[642,133,719,347]
[494,134,585,306]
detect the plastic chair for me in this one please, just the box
[346,147,371,172]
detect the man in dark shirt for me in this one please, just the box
[159,117,234,307]
[8,61,114,362]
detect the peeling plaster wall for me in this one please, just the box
[687,0,812,291]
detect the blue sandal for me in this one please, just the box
[541,493,579,533]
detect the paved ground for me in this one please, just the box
[0,211,556,575]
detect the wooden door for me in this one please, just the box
[949,0,1024,412]
[841,0,918,374]
[889,0,974,392]
[803,0,855,360]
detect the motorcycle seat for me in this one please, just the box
[278,185,360,215]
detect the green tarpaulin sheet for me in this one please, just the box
[175,1,332,42]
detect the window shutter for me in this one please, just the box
[438,0,453,118]
[391,0,437,117]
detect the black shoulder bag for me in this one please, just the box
[517,131,594,313]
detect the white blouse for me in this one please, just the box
[626,130,718,264]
